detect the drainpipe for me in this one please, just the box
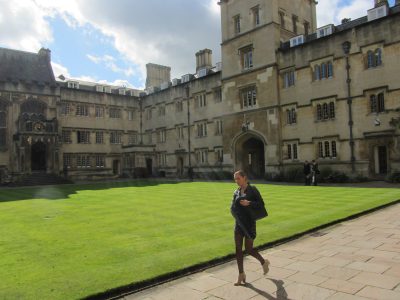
[185,85,192,180]
[342,41,356,173]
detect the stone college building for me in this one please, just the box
[0,0,399,183]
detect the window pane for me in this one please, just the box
[377,93,385,112]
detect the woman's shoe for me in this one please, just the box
[262,259,270,275]
[234,272,246,286]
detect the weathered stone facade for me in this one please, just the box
[1,0,399,182]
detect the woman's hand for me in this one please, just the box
[240,199,251,206]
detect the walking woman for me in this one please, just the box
[231,170,270,285]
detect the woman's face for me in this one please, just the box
[234,173,247,187]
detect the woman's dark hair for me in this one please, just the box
[234,170,247,178]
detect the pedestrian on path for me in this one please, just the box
[230,170,270,286]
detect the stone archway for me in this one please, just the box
[31,141,46,171]
[177,156,184,177]
[233,132,266,179]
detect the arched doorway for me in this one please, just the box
[31,141,46,171]
[177,157,184,177]
[146,158,153,176]
[233,132,266,179]
[242,138,265,178]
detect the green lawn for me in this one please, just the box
[0,181,399,299]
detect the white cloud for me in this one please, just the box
[32,0,221,79]
[2,0,385,87]
[52,60,141,89]
[317,0,374,27]
[51,61,70,78]
[87,54,136,77]
[0,0,53,51]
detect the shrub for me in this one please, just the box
[387,171,400,183]
[284,167,304,182]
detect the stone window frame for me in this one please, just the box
[284,141,299,161]
[196,121,208,138]
[175,100,184,112]
[315,101,335,121]
[63,153,73,169]
[77,154,91,168]
[214,147,224,163]
[77,130,90,144]
[195,148,209,164]
[213,88,222,103]
[157,128,167,143]
[157,152,167,167]
[240,85,257,109]
[62,130,72,144]
[369,91,385,114]
[176,124,185,140]
[127,110,134,121]
[0,100,7,148]
[157,104,166,116]
[317,140,338,159]
[110,131,122,144]
[60,102,71,116]
[215,119,223,135]
[109,107,122,119]
[95,106,105,118]
[195,93,207,108]
[239,45,253,70]
[95,155,105,168]
[251,5,260,27]
[281,69,295,88]
[292,14,298,34]
[233,14,241,35]
[95,131,104,144]
[128,132,138,145]
[76,103,89,117]
[285,107,297,125]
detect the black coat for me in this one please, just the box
[231,184,264,223]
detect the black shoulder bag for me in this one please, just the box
[247,186,268,221]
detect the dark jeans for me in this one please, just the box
[304,174,311,185]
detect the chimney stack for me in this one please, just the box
[195,49,213,72]
[374,0,388,8]
[145,63,171,89]
[38,48,51,63]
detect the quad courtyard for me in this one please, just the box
[0,180,400,299]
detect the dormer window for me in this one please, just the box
[317,25,334,38]
[197,68,208,78]
[68,81,79,89]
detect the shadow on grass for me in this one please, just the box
[0,179,183,202]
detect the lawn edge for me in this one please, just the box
[83,198,400,300]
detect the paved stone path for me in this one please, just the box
[125,204,400,300]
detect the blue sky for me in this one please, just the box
[0,0,396,89]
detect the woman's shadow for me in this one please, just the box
[243,278,289,300]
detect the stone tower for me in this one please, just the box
[218,0,317,176]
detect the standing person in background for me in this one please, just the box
[311,160,320,186]
[303,160,311,185]
[230,170,270,286]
